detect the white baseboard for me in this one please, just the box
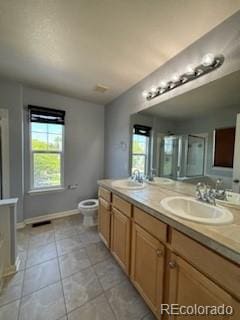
[16,222,26,229]
[16,209,79,229]
[3,262,17,277]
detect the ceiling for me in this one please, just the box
[140,69,240,120]
[0,1,240,105]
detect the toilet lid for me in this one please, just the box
[79,199,98,209]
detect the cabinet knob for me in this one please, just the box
[156,249,163,257]
[169,261,177,269]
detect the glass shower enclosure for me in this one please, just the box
[158,134,205,179]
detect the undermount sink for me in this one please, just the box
[112,179,146,190]
[147,177,174,186]
[161,196,233,225]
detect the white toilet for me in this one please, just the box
[78,199,99,226]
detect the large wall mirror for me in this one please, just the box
[129,69,240,192]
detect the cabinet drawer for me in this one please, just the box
[98,187,111,202]
[99,197,111,210]
[171,228,240,300]
[133,207,167,243]
[112,195,132,217]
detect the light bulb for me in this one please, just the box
[186,65,195,75]
[160,81,167,88]
[142,90,148,98]
[196,68,204,76]
[151,86,157,93]
[202,53,215,67]
[172,74,180,83]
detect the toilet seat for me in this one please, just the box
[78,199,98,210]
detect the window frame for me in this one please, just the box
[131,133,150,176]
[29,122,65,191]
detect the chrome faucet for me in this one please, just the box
[146,168,156,182]
[214,178,227,200]
[132,169,143,183]
[196,182,216,205]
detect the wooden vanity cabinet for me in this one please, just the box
[98,188,111,248]
[131,207,168,318]
[131,222,165,318]
[170,229,240,301]
[166,252,239,320]
[98,187,240,320]
[111,195,131,274]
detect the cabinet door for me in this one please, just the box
[98,197,111,248]
[131,223,165,317]
[166,253,239,320]
[111,207,130,274]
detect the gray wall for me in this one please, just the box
[23,88,104,219]
[0,82,104,222]
[0,80,24,222]
[104,11,240,178]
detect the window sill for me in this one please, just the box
[27,187,65,196]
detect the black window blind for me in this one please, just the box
[133,124,151,137]
[28,105,65,125]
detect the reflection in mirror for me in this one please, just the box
[130,69,240,194]
[213,127,235,168]
[131,125,151,175]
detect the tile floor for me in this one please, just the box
[0,214,155,320]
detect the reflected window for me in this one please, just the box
[131,125,151,175]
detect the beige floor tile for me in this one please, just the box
[68,294,115,320]
[62,267,102,313]
[142,312,156,320]
[27,242,57,267]
[53,216,80,231]
[93,257,127,291]
[28,230,55,249]
[86,242,111,265]
[54,226,80,241]
[0,299,20,320]
[19,282,66,320]
[83,228,101,245]
[23,258,60,296]
[56,236,85,256]
[27,223,54,235]
[59,248,91,279]
[17,251,27,271]
[106,280,149,320]
[16,229,29,252]
[0,271,24,307]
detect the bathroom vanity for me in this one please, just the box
[98,180,240,319]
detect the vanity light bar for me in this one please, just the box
[142,54,224,101]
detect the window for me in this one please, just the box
[29,106,65,190]
[131,125,151,175]
[213,127,235,168]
